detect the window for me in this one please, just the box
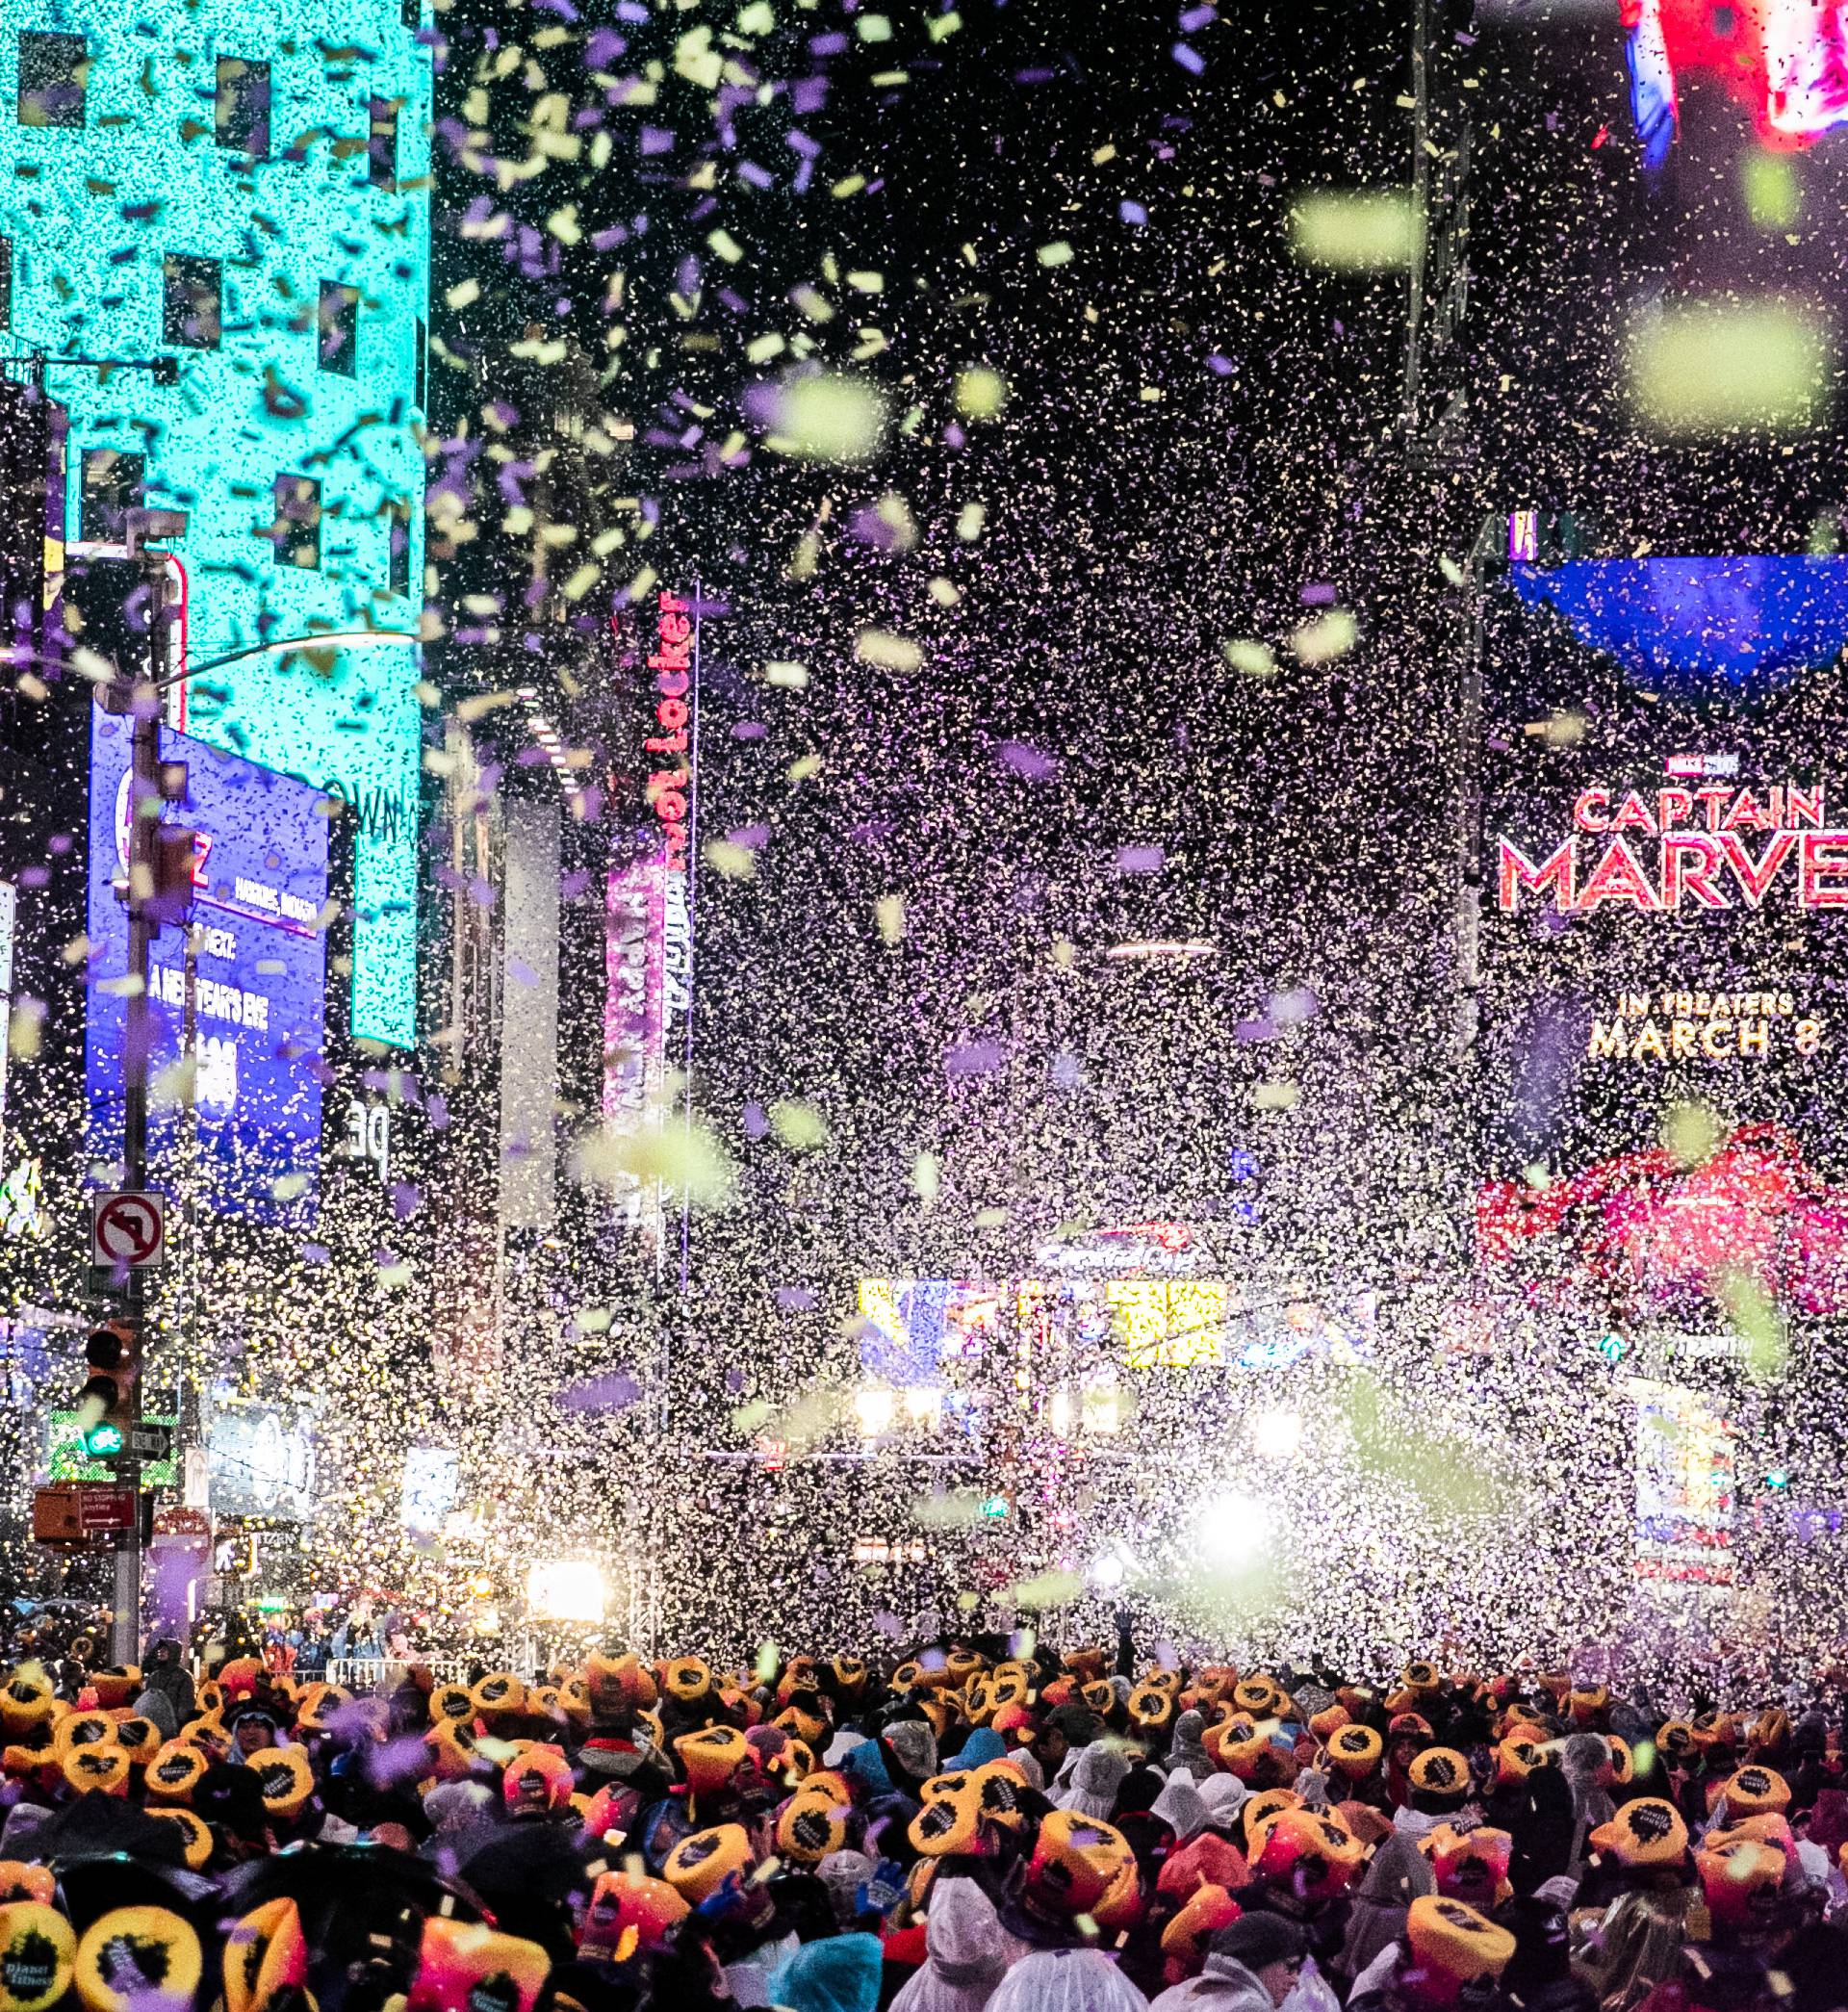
[272,474,321,569]
[162,254,221,349]
[17,30,87,129]
[215,56,270,159]
[0,238,13,332]
[388,499,411,597]
[80,449,143,544]
[317,281,357,375]
[413,314,426,411]
[366,94,397,187]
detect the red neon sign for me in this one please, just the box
[641,589,692,874]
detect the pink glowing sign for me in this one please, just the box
[1628,0,1848,162]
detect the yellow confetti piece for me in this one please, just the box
[1252,1080,1299,1109]
[707,228,745,264]
[787,753,824,783]
[1223,639,1276,676]
[846,269,884,294]
[764,660,809,688]
[1289,189,1424,270]
[704,838,756,880]
[1629,300,1829,433]
[875,894,905,944]
[956,503,987,541]
[954,366,1007,419]
[912,1151,939,1204]
[928,577,961,606]
[767,372,889,462]
[445,277,480,310]
[1038,240,1074,267]
[1290,608,1357,664]
[929,11,962,40]
[832,173,867,197]
[856,629,923,671]
[857,13,892,39]
[737,1,776,33]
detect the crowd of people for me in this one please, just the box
[0,1615,1845,2012]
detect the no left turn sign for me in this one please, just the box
[90,1191,166,1269]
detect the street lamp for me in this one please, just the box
[93,510,417,1661]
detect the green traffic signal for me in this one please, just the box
[82,1421,125,1457]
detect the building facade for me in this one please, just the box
[0,0,430,1045]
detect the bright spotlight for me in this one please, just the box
[1194,1489,1277,1563]
[1090,1550,1126,1590]
[854,1386,895,1437]
[525,1559,607,1623]
[1250,1406,1303,1458]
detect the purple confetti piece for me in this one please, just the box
[1116,844,1166,874]
[999,740,1060,781]
[1172,40,1205,73]
[1178,3,1216,26]
[775,1286,818,1311]
[557,1372,642,1412]
[1120,199,1147,225]
[728,823,771,849]
[743,1101,769,1140]
[299,1243,331,1266]
[1207,352,1236,375]
[733,721,766,740]
[944,1039,1005,1079]
[1300,581,1336,605]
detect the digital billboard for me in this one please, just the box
[0,0,431,1047]
[1631,1377,1735,1584]
[857,1274,1373,1381]
[1476,558,1848,1318]
[86,710,328,1226]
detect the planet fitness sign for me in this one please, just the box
[1497,782,1848,914]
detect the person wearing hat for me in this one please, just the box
[1149,1912,1309,2012]
[1335,1830,1436,1994]
[1578,1799,1696,2012]
[1395,1751,1479,1844]
[1348,1894,1515,2012]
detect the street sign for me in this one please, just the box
[90,1190,166,1268]
[32,1482,139,1544]
[127,1422,173,1461]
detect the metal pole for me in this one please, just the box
[110,549,172,1665]
[113,682,155,1664]
[1402,0,1432,440]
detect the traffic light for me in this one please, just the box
[77,1321,138,1458]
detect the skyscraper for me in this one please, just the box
[0,0,430,1045]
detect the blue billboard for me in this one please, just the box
[86,711,328,1227]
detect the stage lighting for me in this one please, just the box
[1194,1489,1276,1563]
[526,1559,607,1623]
[1250,1406,1303,1458]
[853,1386,895,1436]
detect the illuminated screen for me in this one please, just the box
[860,1277,1371,1379]
[1476,561,1848,1315]
[0,0,431,1045]
[857,1279,1003,1384]
[86,710,328,1225]
[1626,0,1848,161]
[1631,1377,1735,1583]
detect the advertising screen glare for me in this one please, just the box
[86,710,329,1226]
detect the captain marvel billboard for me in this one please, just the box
[1476,555,1848,1323]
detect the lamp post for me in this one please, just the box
[93,517,417,1661]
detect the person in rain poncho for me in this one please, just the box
[889,1875,1026,2012]
[1151,1915,1310,2012]
[988,1946,1152,2012]
[1057,1739,1131,1819]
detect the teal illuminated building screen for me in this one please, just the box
[0,0,430,1045]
